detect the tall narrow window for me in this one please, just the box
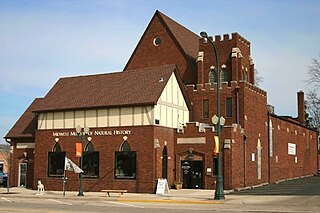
[269,120,273,157]
[212,158,217,176]
[48,143,65,177]
[221,69,230,82]
[203,99,209,118]
[115,141,136,179]
[83,142,99,178]
[162,146,168,179]
[209,69,217,84]
[226,98,232,118]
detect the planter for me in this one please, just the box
[175,183,182,190]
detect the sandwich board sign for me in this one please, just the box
[156,178,170,195]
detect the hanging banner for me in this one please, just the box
[76,143,82,157]
[214,136,219,154]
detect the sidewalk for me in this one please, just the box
[0,187,228,204]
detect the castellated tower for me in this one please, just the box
[197,33,255,86]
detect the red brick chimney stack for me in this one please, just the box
[297,90,305,124]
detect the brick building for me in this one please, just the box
[4,11,318,193]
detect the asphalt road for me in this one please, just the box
[0,176,319,213]
[231,176,320,195]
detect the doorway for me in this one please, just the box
[19,163,27,187]
[181,160,203,189]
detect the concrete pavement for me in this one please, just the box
[1,187,226,204]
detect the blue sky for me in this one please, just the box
[1,0,320,144]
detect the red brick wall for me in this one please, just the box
[198,33,253,85]
[240,82,268,186]
[269,116,318,182]
[154,126,175,188]
[33,126,171,193]
[8,140,34,188]
[124,15,196,85]
[225,124,246,189]
[174,122,217,189]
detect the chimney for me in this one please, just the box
[297,91,305,124]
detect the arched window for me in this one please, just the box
[121,141,131,152]
[83,142,99,178]
[245,71,249,82]
[115,141,136,179]
[162,146,168,179]
[85,142,94,152]
[48,142,65,177]
[53,142,61,152]
[209,69,217,84]
[221,69,230,82]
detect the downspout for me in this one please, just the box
[243,134,247,187]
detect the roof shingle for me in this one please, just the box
[35,65,178,112]
[5,98,42,139]
[157,11,200,59]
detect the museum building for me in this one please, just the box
[5,11,318,193]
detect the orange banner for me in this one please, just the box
[214,136,219,154]
[76,143,82,157]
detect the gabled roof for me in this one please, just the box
[5,98,42,139]
[124,10,200,70]
[34,65,181,112]
[156,10,200,59]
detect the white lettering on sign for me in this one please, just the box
[53,130,131,137]
[94,130,113,136]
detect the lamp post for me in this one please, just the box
[200,31,225,200]
[75,125,90,196]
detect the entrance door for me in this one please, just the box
[19,163,27,187]
[181,160,203,189]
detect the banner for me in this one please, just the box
[64,157,83,173]
[214,136,219,154]
[76,143,82,157]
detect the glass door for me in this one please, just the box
[19,163,27,187]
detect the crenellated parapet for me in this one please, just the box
[199,32,250,48]
[186,81,241,93]
[239,80,267,97]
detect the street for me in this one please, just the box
[0,176,319,213]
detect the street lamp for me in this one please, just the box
[200,31,225,200]
[75,125,90,196]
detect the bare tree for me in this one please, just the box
[254,68,264,87]
[305,57,320,130]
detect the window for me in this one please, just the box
[203,99,209,118]
[48,143,65,177]
[226,98,232,118]
[245,71,249,82]
[221,69,230,82]
[115,141,136,179]
[82,142,99,178]
[212,158,217,176]
[153,37,161,46]
[162,146,168,179]
[209,69,217,84]
[269,120,273,157]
